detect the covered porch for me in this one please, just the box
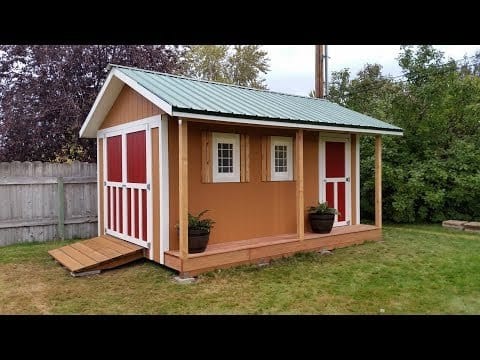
[173,118,384,277]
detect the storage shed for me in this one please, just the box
[53,64,403,276]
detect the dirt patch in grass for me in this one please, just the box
[0,263,51,314]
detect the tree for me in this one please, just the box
[327,45,480,223]
[185,45,270,88]
[0,45,185,162]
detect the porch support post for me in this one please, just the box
[178,118,189,259]
[296,129,304,240]
[375,135,382,228]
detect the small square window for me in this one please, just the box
[270,136,293,181]
[212,133,240,182]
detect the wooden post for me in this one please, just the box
[315,45,324,98]
[375,135,382,228]
[296,129,304,240]
[57,176,65,240]
[178,119,189,259]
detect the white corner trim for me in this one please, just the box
[146,124,154,260]
[270,136,293,181]
[97,136,101,236]
[212,132,240,183]
[172,111,403,136]
[112,69,172,115]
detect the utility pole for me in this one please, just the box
[315,45,324,98]
[324,45,328,98]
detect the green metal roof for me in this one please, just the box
[112,64,403,134]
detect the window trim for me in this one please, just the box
[270,136,293,181]
[212,132,240,183]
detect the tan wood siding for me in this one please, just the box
[99,85,162,130]
[303,131,319,232]
[168,121,320,246]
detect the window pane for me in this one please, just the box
[217,141,234,174]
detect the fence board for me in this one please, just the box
[0,162,98,246]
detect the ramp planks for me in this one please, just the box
[49,235,144,275]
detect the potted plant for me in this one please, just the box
[307,202,338,234]
[184,210,215,253]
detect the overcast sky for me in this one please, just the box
[263,45,480,96]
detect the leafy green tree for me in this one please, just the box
[184,45,229,83]
[185,45,270,88]
[327,45,480,223]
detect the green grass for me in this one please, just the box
[1,225,480,314]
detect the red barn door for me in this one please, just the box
[319,136,351,226]
[104,126,150,248]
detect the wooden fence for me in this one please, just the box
[0,161,97,246]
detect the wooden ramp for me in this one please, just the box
[48,235,144,276]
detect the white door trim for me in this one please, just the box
[319,135,351,227]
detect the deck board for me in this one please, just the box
[165,224,382,276]
[49,236,144,275]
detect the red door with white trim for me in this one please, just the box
[319,137,351,226]
[105,127,150,248]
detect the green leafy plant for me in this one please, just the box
[187,210,215,233]
[307,202,338,215]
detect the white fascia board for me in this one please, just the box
[80,71,124,138]
[173,111,403,136]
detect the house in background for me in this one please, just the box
[51,64,403,277]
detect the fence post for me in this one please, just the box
[57,177,65,240]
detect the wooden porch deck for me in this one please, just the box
[48,235,145,276]
[165,224,382,276]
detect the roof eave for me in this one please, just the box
[171,108,404,136]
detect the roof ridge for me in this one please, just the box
[108,63,328,101]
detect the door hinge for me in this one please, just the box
[347,220,351,225]
[146,184,151,190]
[103,181,106,186]
[346,177,350,182]
[122,184,126,188]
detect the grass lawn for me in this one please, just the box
[1,224,480,314]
